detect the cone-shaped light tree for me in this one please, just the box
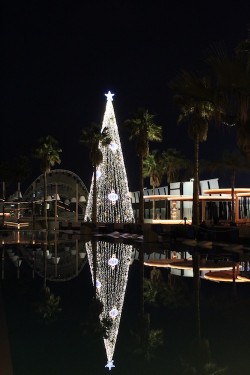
[84,91,134,223]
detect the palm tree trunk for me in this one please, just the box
[92,240,97,299]
[193,251,201,341]
[2,204,5,227]
[193,137,200,227]
[139,155,144,224]
[43,230,48,290]
[139,245,144,318]
[44,171,48,231]
[231,170,236,222]
[92,165,97,225]
[152,185,156,220]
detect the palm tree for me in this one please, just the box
[233,33,250,160]
[124,108,162,224]
[10,155,31,186]
[169,72,215,227]
[161,148,190,183]
[80,122,111,225]
[206,149,250,222]
[205,39,250,159]
[34,135,62,231]
[0,156,31,227]
[143,151,163,219]
[0,155,31,198]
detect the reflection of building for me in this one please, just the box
[86,240,132,370]
[22,238,87,281]
[1,235,87,281]
[85,92,134,223]
[142,250,250,282]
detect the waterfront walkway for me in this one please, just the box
[0,287,13,375]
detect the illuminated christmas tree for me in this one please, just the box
[84,91,134,223]
[86,240,133,370]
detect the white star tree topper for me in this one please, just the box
[105,360,115,370]
[105,91,114,101]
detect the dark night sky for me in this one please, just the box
[1,0,250,192]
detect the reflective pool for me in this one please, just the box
[1,230,250,374]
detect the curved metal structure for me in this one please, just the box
[23,169,88,203]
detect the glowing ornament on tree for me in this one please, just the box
[96,170,102,180]
[108,254,119,268]
[109,307,119,319]
[96,279,102,289]
[108,190,118,204]
[109,142,118,152]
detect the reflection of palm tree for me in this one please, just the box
[82,298,112,343]
[182,248,228,374]
[132,245,164,371]
[138,244,145,318]
[124,108,162,223]
[144,268,189,308]
[180,337,228,374]
[43,231,48,290]
[192,250,201,341]
[131,313,163,362]
[34,135,62,230]
[80,122,111,224]
[34,286,62,325]
[177,249,228,374]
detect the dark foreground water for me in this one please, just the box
[1,233,250,375]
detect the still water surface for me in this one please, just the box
[1,230,250,375]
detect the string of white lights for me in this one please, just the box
[85,240,133,369]
[84,91,135,223]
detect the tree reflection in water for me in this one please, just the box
[143,248,229,374]
[1,232,250,374]
[86,239,132,371]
